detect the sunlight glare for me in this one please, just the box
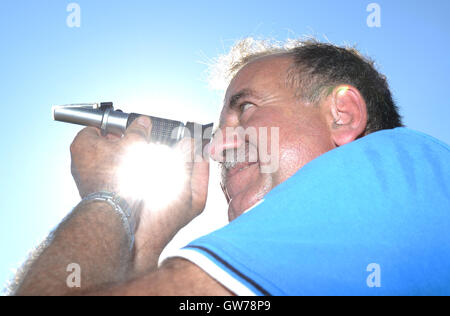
[117,143,187,210]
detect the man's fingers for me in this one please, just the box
[105,133,122,141]
[124,116,153,142]
[78,126,101,138]
[71,127,101,153]
[177,138,195,162]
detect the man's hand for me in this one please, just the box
[70,116,210,274]
[70,116,153,198]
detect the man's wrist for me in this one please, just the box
[77,191,141,250]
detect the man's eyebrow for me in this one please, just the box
[228,89,257,109]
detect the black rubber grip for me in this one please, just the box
[127,113,185,146]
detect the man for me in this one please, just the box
[11,38,450,295]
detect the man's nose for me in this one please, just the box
[209,127,245,162]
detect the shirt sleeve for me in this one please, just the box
[172,128,450,296]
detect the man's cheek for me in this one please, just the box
[259,127,280,174]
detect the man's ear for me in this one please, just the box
[325,85,368,146]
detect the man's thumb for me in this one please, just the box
[125,116,153,142]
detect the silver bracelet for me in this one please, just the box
[78,191,137,251]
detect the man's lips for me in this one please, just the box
[225,161,259,180]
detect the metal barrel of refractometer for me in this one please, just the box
[53,106,130,136]
[52,106,209,147]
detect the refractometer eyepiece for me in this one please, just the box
[53,102,214,147]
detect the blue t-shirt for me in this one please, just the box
[174,128,450,296]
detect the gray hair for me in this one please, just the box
[207,37,403,133]
[207,37,303,91]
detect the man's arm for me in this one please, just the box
[13,200,232,296]
[93,258,233,296]
[13,116,228,295]
[14,201,132,295]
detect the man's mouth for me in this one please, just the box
[220,144,260,199]
[224,161,259,180]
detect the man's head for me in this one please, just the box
[208,38,403,221]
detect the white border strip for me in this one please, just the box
[174,248,257,296]
[243,199,265,215]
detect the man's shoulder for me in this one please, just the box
[175,127,450,296]
[267,127,449,199]
[358,127,449,152]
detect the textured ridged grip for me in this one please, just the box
[127,113,185,146]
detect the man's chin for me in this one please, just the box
[226,176,274,222]
[227,205,242,222]
[227,209,235,222]
[227,194,244,222]
[227,193,261,222]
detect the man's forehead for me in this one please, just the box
[224,54,293,105]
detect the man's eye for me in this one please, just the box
[240,103,255,112]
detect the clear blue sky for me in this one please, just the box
[1,0,449,292]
